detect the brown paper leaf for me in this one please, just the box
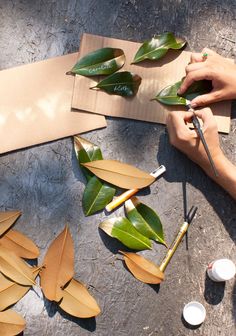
[0,246,35,286]
[0,267,40,311]
[82,160,155,189]
[0,309,26,336]
[0,230,39,259]
[59,278,101,318]
[120,251,164,284]
[0,211,21,236]
[40,225,74,302]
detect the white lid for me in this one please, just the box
[214,259,236,281]
[183,301,206,325]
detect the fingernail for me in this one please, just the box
[191,102,197,108]
[177,88,182,94]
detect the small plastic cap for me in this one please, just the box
[183,301,206,326]
[214,259,236,281]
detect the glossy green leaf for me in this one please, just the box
[82,176,116,216]
[74,136,117,215]
[74,136,103,181]
[154,79,213,105]
[99,217,152,250]
[132,32,186,63]
[125,197,166,246]
[91,71,142,97]
[68,48,125,76]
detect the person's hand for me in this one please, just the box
[166,107,222,171]
[178,48,236,107]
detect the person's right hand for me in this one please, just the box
[178,48,236,107]
[167,107,222,172]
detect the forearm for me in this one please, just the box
[201,153,236,200]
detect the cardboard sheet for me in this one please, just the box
[0,53,106,154]
[72,33,231,133]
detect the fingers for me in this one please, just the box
[194,107,217,131]
[167,111,196,146]
[201,47,217,56]
[185,62,206,73]
[178,68,213,95]
[190,52,204,63]
[167,111,193,127]
[191,90,222,107]
[190,48,216,63]
[194,107,213,121]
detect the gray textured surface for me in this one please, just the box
[0,1,235,335]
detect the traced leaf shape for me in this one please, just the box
[120,251,164,284]
[132,32,186,63]
[154,79,213,105]
[91,71,142,96]
[82,176,116,216]
[59,278,101,318]
[0,309,26,336]
[0,245,35,286]
[0,230,39,259]
[68,47,125,76]
[40,225,74,302]
[0,211,21,236]
[99,217,152,250]
[125,197,166,246]
[82,160,155,189]
[0,267,40,312]
[74,136,103,181]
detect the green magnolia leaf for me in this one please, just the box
[99,217,152,250]
[82,176,116,216]
[68,48,125,76]
[91,71,142,97]
[125,197,166,246]
[132,32,186,63]
[154,79,213,105]
[74,136,103,181]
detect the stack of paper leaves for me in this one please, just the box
[0,210,40,335]
[40,225,101,318]
[71,33,231,133]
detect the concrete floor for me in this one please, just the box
[0,1,235,335]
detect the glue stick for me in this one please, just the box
[207,258,236,282]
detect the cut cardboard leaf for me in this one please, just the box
[125,197,166,246]
[0,309,26,336]
[91,71,142,96]
[120,251,164,284]
[99,217,152,250]
[40,225,74,302]
[0,267,40,312]
[0,245,35,286]
[82,176,116,216]
[0,230,39,259]
[154,79,212,105]
[68,47,125,76]
[74,136,103,181]
[59,278,101,318]
[132,32,186,63]
[0,211,21,236]
[82,160,155,189]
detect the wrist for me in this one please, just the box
[202,152,236,199]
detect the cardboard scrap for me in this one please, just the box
[72,33,231,133]
[0,53,106,154]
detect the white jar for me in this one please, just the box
[207,259,236,282]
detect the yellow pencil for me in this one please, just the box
[105,165,166,212]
